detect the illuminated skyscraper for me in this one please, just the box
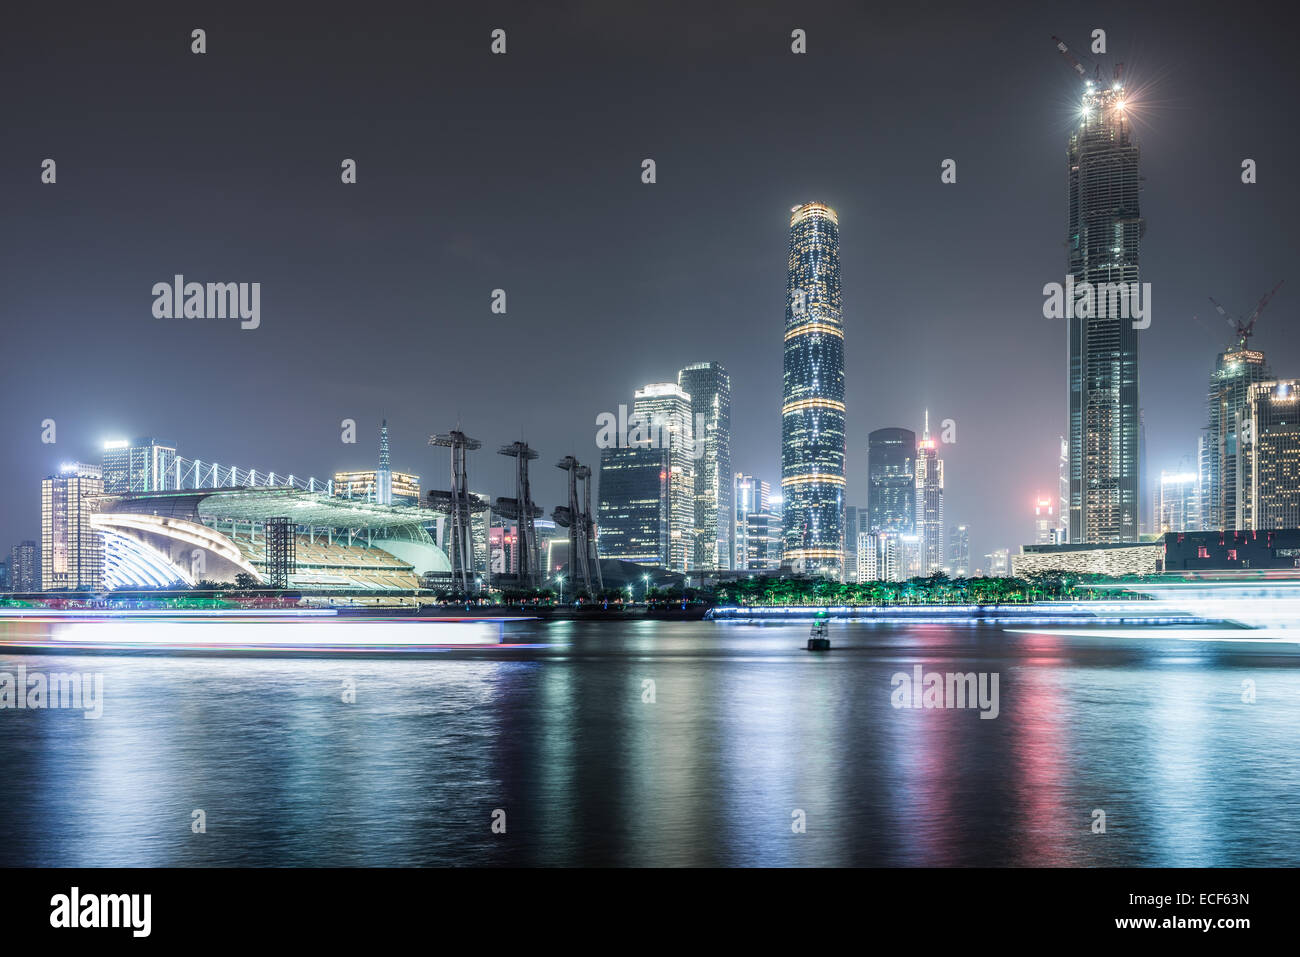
[1249,380,1300,530]
[914,413,944,575]
[1066,78,1142,543]
[41,462,103,591]
[782,202,845,577]
[1158,470,1202,533]
[101,437,176,494]
[1207,347,1271,530]
[844,504,860,580]
[10,540,37,592]
[868,428,916,534]
[1056,436,1069,542]
[1034,496,1057,545]
[732,473,770,570]
[678,362,731,571]
[633,382,695,571]
[597,444,670,565]
[948,523,970,576]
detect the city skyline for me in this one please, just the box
[3,3,1297,571]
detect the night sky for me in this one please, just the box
[3,0,1296,568]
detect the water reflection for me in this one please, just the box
[2,619,1298,866]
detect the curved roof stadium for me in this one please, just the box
[93,488,450,591]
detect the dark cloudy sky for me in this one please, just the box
[2,0,1296,567]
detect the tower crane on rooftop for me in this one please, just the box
[1210,280,1285,350]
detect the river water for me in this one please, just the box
[2,618,1297,866]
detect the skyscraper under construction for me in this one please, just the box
[1066,73,1143,543]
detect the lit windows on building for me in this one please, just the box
[1250,379,1300,530]
[42,463,104,591]
[782,202,845,578]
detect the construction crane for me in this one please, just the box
[1051,35,1088,80]
[1209,280,1284,349]
[1051,35,1124,89]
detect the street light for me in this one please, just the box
[642,574,651,601]
[555,574,565,603]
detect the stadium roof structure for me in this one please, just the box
[101,488,433,531]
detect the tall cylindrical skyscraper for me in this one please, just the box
[781,202,845,577]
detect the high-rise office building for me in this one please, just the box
[1250,380,1300,530]
[10,540,38,592]
[633,382,695,571]
[896,533,923,580]
[948,523,970,577]
[1056,436,1069,543]
[915,414,945,575]
[1034,497,1057,545]
[1206,347,1271,530]
[1066,77,1142,543]
[1158,470,1202,534]
[597,444,671,566]
[986,548,1010,578]
[101,437,177,494]
[42,463,103,591]
[678,362,732,571]
[781,201,845,577]
[732,473,770,571]
[868,428,916,535]
[489,524,519,576]
[1197,433,1214,531]
[844,504,860,581]
[744,512,779,570]
[859,530,905,582]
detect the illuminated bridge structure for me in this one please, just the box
[168,455,333,494]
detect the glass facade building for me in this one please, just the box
[10,540,38,592]
[1158,471,1202,534]
[101,437,177,494]
[915,418,945,575]
[41,463,103,590]
[1250,380,1300,530]
[781,202,845,577]
[632,382,695,571]
[732,473,769,571]
[678,362,732,571]
[868,428,916,534]
[1067,80,1142,543]
[948,523,970,577]
[596,444,670,565]
[1206,347,1271,530]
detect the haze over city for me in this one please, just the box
[2,0,1295,566]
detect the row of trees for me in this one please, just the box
[430,585,706,606]
[714,572,1140,606]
